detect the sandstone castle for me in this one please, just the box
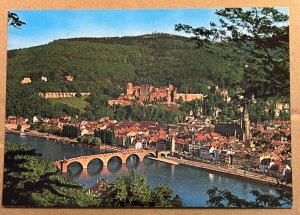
[108,83,205,106]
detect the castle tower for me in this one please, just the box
[126,83,134,99]
[173,87,177,103]
[167,88,172,105]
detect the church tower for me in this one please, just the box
[241,101,251,143]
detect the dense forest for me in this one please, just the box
[7,33,243,95]
[6,31,289,122]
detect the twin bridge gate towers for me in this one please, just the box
[54,149,169,173]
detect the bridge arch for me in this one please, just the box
[87,158,104,174]
[126,154,140,169]
[160,152,166,157]
[107,156,123,172]
[67,161,84,175]
[145,152,156,157]
[126,154,141,163]
[107,155,126,165]
[87,158,104,167]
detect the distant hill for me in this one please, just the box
[7,33,244,98]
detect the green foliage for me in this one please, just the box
[98,170,182,207]
[3,142,98,207]
[6,81,80,118]
[94,129,115,145]
[206,186,292,208]
[77,135,102,146]
[175,7,289,99]
[7,34,245,120]
[8,11,26,28]
[62,124,80,138]
[83,99,185,124]
[16,124,22,131]
[49,96,88,111]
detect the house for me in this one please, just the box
[21,77,31,84]
[33,116,39,123]
[41,76,48,82]
[65,75,73,82]
[134,141,143,150]
[7,116,17,124]
[218,150,228,163]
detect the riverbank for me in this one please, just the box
[5,129,119,152]
[147,157,179,165]
[5,129,292,191]
[165,156,292,190]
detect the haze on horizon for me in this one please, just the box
[7,8,289,50]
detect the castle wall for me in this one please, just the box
[175,93,204,102]
[39,92,91,99]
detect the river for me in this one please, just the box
[5,133,288,207]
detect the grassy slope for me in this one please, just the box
[49,96,88,111]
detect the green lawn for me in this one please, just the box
[49,96,88,111]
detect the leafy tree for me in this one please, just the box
[206,186,292,208]
[175,8,289,99]
[3,142,98,207]
[62,124,80,138]
[151,184,183,207]
[97,170,182,207]
[8,11,26,28]
[16,124,22,131]
[76,91,82,98]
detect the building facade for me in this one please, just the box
[108,83,205,106]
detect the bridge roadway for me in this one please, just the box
[54,149,170,172]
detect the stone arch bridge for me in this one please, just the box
[54,149,170,172]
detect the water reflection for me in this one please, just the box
[208,173,215,181]
[126,155,140,169]
[6,133,286,207]
[67,162,83,176]
[107,157,122,173]
[87,159,103,176]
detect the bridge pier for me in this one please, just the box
[59,161,68,173]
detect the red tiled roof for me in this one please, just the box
[176,139,187,144]
[211,141,218,147]
[195,133,206,141]
[218,137,226,142]
[211,132,219,137]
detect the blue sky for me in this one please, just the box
[8,8,288,50]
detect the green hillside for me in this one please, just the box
[5,33,289,122]
[49,96,88,111]
[7,33,244,97]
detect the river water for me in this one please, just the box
[5,133,287,207]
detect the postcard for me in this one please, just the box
[0,0,299,214]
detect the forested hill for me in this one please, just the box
[7,33,244,97]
